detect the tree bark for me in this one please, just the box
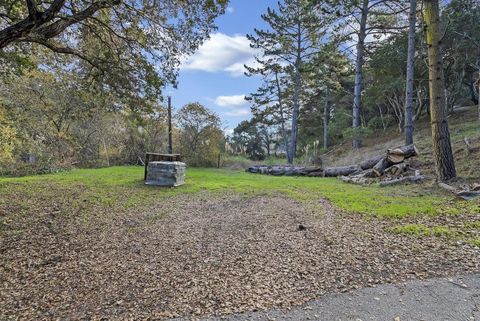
[372,157,393,177]
[289,64,301,164]
[324,165,360,177]
[359,155,384,170]
[275,72,291,163]
[477,77,480,121]
[352,0,369,150]
[323,93,330,149]
[404,0,417,145]
[424,0,456,181]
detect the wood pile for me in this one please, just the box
[246,144,424,187]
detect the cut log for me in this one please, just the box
[386,144,419,164]
[372,157,393,177]
[359,155,384,170]
[384,163,409,176]
[379,175,425,187]
[323,165,360,177]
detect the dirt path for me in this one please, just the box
[1,193,479,319]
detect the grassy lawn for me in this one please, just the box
[0,165,477,217]
[1,166,479,319]
[1,166,479,243]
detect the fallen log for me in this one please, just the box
[437,182,480,200]
[302,166,323,174]
[307,171,324,177]
[372,157,393,177]
[456,191,480,201]
[379,175,425,187]
[386,144,419,164]
[438,182,457,193]
[359,155,384,170]
[324,165,360,177]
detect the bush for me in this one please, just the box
[367,115,395,131]
[341,126,374,141]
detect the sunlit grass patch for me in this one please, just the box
[0,166,477,221]
[389,222,480,247]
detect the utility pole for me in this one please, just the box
[168,96,173,154]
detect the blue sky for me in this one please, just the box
[170,0,278,133]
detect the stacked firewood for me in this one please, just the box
[246,144,423,187]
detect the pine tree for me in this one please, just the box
[424,0,456,181]
[326,0,407,149]
[247,0,329,164]
[404,0,417,145]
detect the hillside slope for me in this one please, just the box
[322,106,480,180]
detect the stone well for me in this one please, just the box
[145,161,186,187]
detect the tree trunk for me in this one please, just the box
[352,0,369,150]
[289,64,301,164]
[424,0,456,181]
[478,77,480,121]
[275,72,290,162]
[323,94,330,149]
[404,0,417,145]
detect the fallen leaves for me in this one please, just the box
[0,192,479,320]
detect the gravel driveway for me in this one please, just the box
[1,192,479,319]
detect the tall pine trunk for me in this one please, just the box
[323,92,330,149]
[288,16,302,164]
[478,77,480,121]
[289,63,301,164]
[352,0,368,149]
[404,0,417,145]
[424,0,456,181]
[275,72,291,162]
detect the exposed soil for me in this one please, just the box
[1,192,479,319]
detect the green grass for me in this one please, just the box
[0,166,473,219]
[390,222,480,246]
[389,224,431,236]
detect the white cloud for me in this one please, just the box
[225,108,250,117]
[226,6,235,13]
[181,33,259,77]
[214,94,247,107]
